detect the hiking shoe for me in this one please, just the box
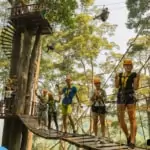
[147,139,150,146]
[128,143,135,149]
[73,130,76,134]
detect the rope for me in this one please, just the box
[137,102,148,149]
[138,55,150,73]
[102,20,147,89]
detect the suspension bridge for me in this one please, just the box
[0,3,150,150]
[0,97,149,150]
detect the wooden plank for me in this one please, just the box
[101,145,128,150]
[77,138,97,143]
[86,143,119,147]
[66,136,94,140]
[19,116,147,150]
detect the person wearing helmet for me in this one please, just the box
[4,86,13,113]
[47,92,59,131]
[115,59,140,149]
[90,77,106,137]
[35,89,49,129]
[58,75,80,136]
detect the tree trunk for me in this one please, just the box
[8,118,23,150]
[90,57,94,134]
[147,95,150,138]
[80,58,90,95]
[22,27,41,150]
[25,27,41,114]
[16,29,33,114]
[2,30,21,149]
[20,124,28,150]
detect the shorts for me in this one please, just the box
[92,111,105,118]
[117,92,136,104]
[61,104,72,115]
[91,105,106,114]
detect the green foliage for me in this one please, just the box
[36,0,95,27]
[0,0,10,22]
[81,0,94,6]
[128,36,150,55]
[40,12,116,94]
[44,0,77,27]
[126,0,150,31]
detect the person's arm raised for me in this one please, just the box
[134,73,140,90]
[76,93,82,108]
[56,84,62,102]
[115,73,120,88]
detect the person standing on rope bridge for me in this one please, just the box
[115,59,140,149]
[35,89,49,130]
[90,77,106,138]
[4,86,13,113]
[47,91,59,131]
[59,75,80,136]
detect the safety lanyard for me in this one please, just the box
[95,89,104,104]
[121,73,131,88]
[65,87,71,97]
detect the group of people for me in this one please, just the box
[36,58,139,149]
[35,89,59,131]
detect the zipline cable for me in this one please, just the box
[94,0,149,7]
[95,1,125,7]
[102,23,147,89]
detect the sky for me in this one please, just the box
[95,0,135,53]
[0,0,137,146]
[94,0,136,93]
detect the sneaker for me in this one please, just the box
[147,139,150,146]
[73,130,76,134]
[128,143,135,149]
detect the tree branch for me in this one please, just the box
[7,0,13,5]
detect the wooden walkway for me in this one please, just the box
[19,115,146,150]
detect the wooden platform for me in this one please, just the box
[19,115,146,150]
[9,4,52,35]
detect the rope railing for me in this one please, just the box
[0,94,149,118]
[0,95,148,149]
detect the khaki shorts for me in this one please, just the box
[61,104,72,115]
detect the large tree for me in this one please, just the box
[126,0,150,33]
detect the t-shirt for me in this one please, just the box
[62,86,77,105]
[36,94,49,104]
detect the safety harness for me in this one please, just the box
[118,72,137,103]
